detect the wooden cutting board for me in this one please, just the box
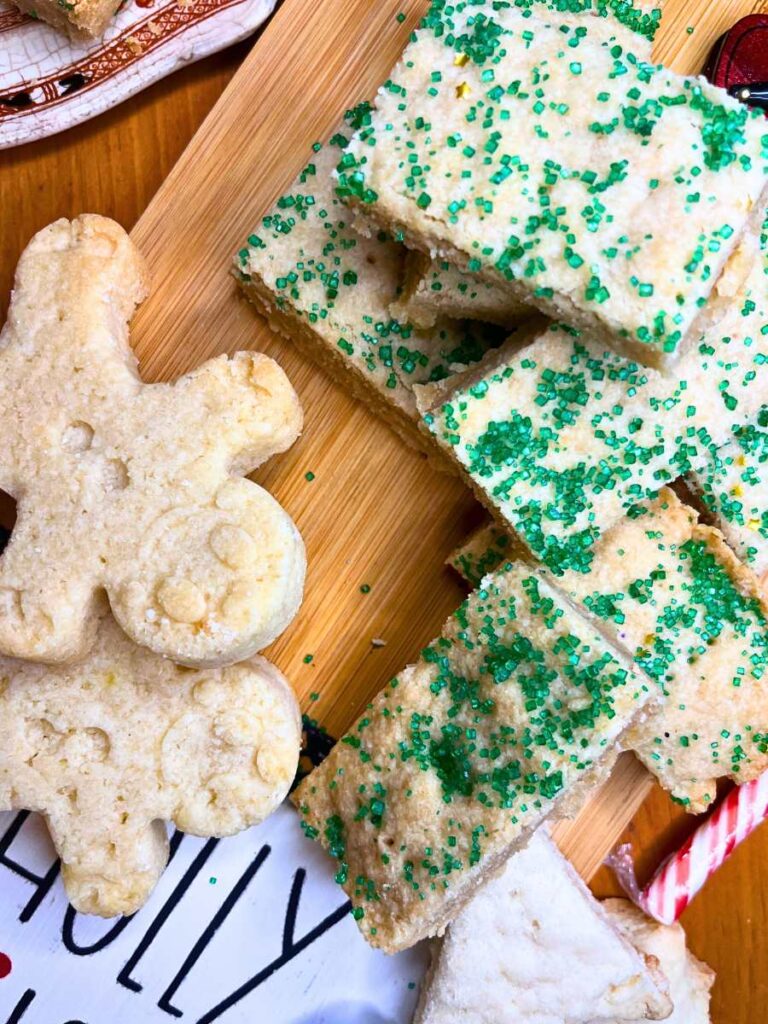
[124,0,763,881]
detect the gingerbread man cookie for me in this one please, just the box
[0,609,302,917]
[0,216,305,667]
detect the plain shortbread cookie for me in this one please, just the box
[414,830,671,1024]
[0,608,302,917]
[0,215,305,668]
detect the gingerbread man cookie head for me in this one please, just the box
[0,612,302,917]
[0,216,305,667]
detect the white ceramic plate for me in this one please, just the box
[0,0,277,149]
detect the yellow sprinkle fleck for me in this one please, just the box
[736,455,747,466]
[456,82,472,98]
[731,485,743,497]
[454,53,470,66]
[644,633,655,646]
[748,519,761,531]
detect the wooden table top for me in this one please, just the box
[1,6,767,1023]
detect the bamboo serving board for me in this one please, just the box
[127,0,765,881]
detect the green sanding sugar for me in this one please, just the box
[449,492,768,811]
[235,102,506,437]
[293,561,653,948]
[337,0,768,369]
[420,221,768,576]
[688,405,768,575]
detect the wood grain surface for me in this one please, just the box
[0,2,767,1020]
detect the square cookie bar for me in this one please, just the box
[235,106,503,454]
[448,491,768,813]
[11,0,120,37]
[293,562,655,951]
[688,406,768,579]
[560,492,768,812]
[338,1,768,370]
[414,830,671,1024]
[418,225,768,575]
[391,251,531,329]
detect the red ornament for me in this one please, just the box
[0,953,12,979]
[704,14,768,93]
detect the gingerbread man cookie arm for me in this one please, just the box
[172,352,303,476]
[0,618,302,917]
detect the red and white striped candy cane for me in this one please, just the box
[609,770,768,925]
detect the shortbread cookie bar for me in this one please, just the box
[293,562,655,951]
[418,226,768,575]
[414,830,671,1024]
[688,406,768,579]
[563,493,768,812]
[447,519,523,586]
[11,0,120,38]
[0,610,301,917]
[606,901,715,1024]
[449,491,768,812]
[235,107,503,454]
[339,1,768,370]
[391,251,531,329]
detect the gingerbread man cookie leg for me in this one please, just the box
[0,613,302,917]
[0,216,305,668]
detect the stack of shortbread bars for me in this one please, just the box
[236,2,768,1019]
